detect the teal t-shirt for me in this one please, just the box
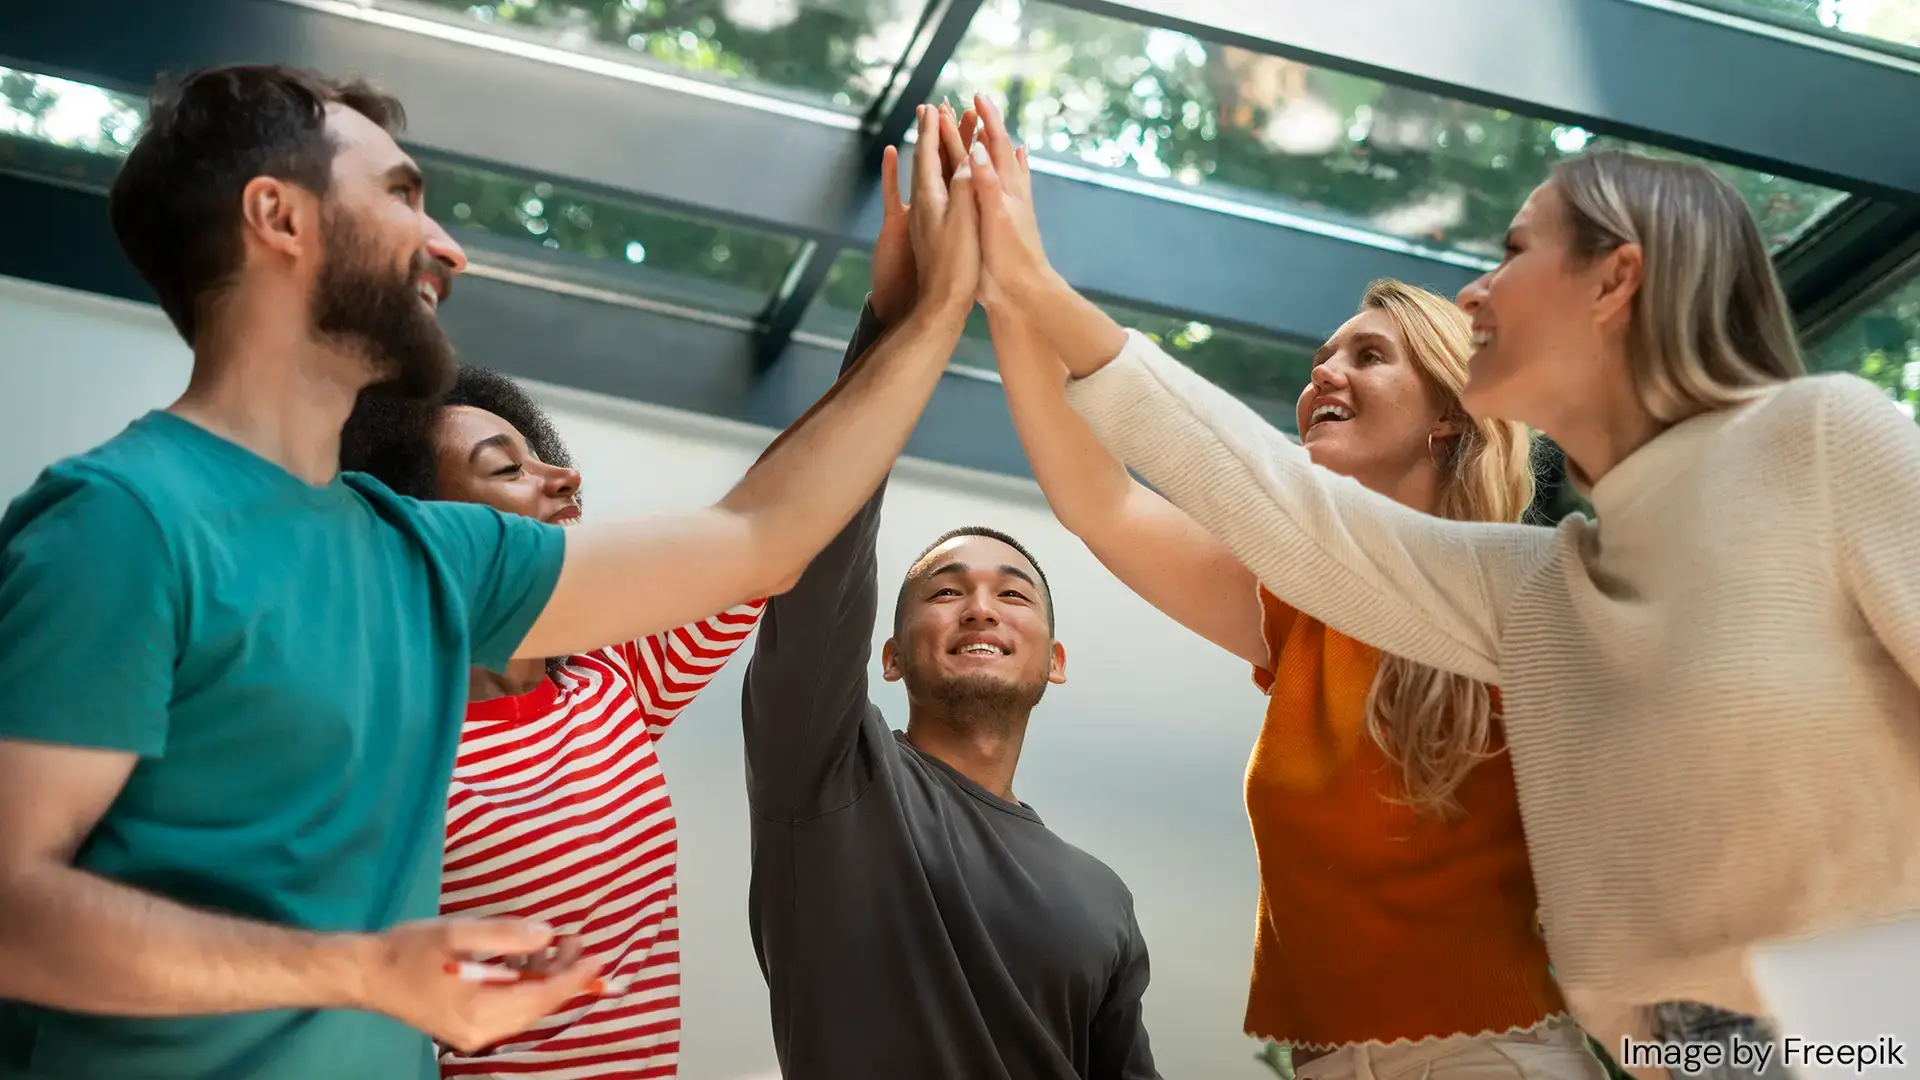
[0,412,566,1079]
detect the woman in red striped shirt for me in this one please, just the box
[342,368,764,1079]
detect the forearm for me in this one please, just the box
[0,859,365,1017]
[1062,330,1539,685]
[721,301,966,586]
[1004,268,1130,379]
[987,304,1133,532]
[991,304,1266,665]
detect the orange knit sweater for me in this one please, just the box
[1244,587,1565,1048]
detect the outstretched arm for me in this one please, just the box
[741,300,891,821]
[515,105,980,661]
[988,305,1266,669]
[613,601,767,741]
[967,94,1543,684]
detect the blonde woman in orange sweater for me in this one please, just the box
[989,276,1604,1080]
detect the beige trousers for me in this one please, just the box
[1295,1022,1612,1080]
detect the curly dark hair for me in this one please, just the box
[340,365,574,500]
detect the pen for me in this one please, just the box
[444,961,607,996]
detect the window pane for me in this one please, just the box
[1678,0,1920,52]
[1109,303,1316,431]
[0,63,801,315]
[801,248,1315,429]
[1809,273,1920,421]
[376,0,931,111]
[424,161,802,313]
[0,65,143,190]
[936,1,1850,258]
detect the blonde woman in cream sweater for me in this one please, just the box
[959,94,1920,1069]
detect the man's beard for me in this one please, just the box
[311,205,456,400]
[901,660,1049,738]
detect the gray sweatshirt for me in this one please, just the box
[738,305,1160,1080]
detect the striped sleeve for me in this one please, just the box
[614,600,767,739]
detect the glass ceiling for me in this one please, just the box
[1686,0,1920,52]
[934,0,1851,259]
[2,0,1915,446]
[1810,271,1920,418]
[802,248,1315,429]
[373,0,932,111]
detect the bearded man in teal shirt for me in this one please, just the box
[0,67,986,1079]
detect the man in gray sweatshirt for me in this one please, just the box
[738,285,1160,1080]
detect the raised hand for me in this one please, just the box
[967,93,1052,312]
[868,145,916,326]
[906,103,980,319]
[355,917,603,1054]
[870,104,979,326]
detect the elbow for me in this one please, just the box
[762,567,804,597]
[1048,492,1121,546]
[749,537,808,599]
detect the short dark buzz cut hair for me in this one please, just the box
[340,366,574,501]
[108,64,406,345]
[893,526,1055,638]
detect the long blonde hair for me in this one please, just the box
[1356,280,1536,818]
[1552,151,1805,425]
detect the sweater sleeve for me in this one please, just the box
[1822,375,1920,689]
[1062,330,1553,685]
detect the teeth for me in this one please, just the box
[1471,330,1493,348]
[417,282,438,309]
[960,643,1003,656]
[1311,403,1353,424]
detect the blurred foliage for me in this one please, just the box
[420,161,800,301]
[391,0,927,108]
[1809,274,1920,418]
[936,1,1847,256]
[1,0,1916,462]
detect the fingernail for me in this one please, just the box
[972,142,989,165]
[585,978,607,995]
[442,961,460,976]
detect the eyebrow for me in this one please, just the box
[467,434,514,463]
[383,161,424,194]
[924,561,1040,591]
[1312,330,1395,365]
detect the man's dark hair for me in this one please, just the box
[893,526,1055,638]
[340,366,574,500]
[109,65,406,345]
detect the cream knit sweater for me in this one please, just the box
[1064,330,1920,1031]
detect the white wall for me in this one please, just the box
[0,275,1274,1079]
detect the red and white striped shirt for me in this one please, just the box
[437,601,766,1079]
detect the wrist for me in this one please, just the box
[1004,265,1069,318]
[867,289,911,329]
[913,289,976,331]
[312,931,382,1011]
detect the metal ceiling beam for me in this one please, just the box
[1064,0,1920,199]
[1778,198,1920,342]
[1,0,871,241]
[0,170,1036,478]
[1,0,1479,346]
